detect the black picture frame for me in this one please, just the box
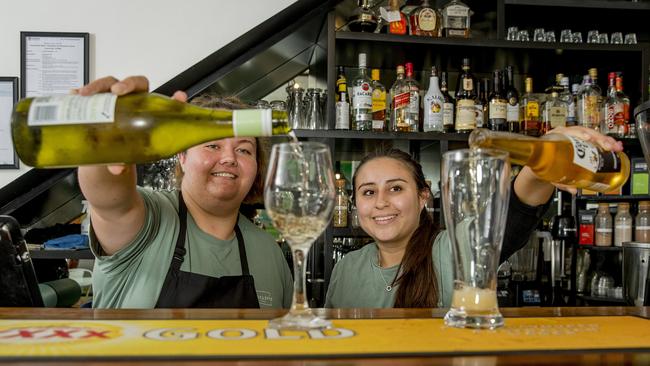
[20,31,89,98]
[0,77,19,169]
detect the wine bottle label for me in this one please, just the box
[456,99,476,130]
[335,101,350,129]
[443,102,454,126]
[489,100,507,119]
[27,94,118,126]
[233,109,272,136]
[567,135,621,174]
[475,104,484,128]
[507,103,520,122]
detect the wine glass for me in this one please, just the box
[264,141,335,329]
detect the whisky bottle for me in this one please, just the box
[371,69,387,132]
[578,68,602,130]
[409,0,441,37]
[521,77,540,136]
[468,128,630,193]
[387,0,408,35]
[488,70,507,131]
[440,71,455,133]
[504,66,520,133]
[390,65,410,131]
[12,93,290,168]
[454,58,476,132]
[441,0,472,38]
[404,62,421,132]
[541,90,568,134]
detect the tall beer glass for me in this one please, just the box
[441,149,510,329]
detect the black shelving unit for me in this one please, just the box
[312,0,650,307]
[576,194,650,202]
[582,245,623,252]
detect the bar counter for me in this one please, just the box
[1,307,649,365]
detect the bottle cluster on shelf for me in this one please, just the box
[336,54,637,138]
[345,0,472,38]
[579,201,650,247]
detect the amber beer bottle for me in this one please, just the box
[468,128,630,193]
[11,93,290,168]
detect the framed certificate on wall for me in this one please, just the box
[0,77,19,168]
[20,31,89,98]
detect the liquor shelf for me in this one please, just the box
[580,245,623,252]
[294,129,470,141]
[575,194,650,202]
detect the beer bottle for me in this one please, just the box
[468,128,629,193]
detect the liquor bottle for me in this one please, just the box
[391,65,410,131]
[387,0,408,35]
[348,0,379,33]
[423,66,445,132]
[521,77,540,136]
[604,72,621,136]
[480,78,490,129]
[541,90,568,134]
[403,62,421,132]
[409,0,441,37]
[454,58,476,132]
[12,93,290,168]
[616,75,630,137]
[468,129,630,193]
[371,69,387,132]
[504,66,520,133]
[559,77,576,126]
[333,178,349,228]
[351,53,373,131]
[488,70,507,131]
[474,78,485,128]
[578,68,602,130]
[440,0,472,38]
[440,71,456,133]
[335,66,350,130]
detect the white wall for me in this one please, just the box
[0,0,296,187]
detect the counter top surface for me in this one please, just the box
[0,307,648,365]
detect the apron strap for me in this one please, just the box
[171,190,188,271]
[234,221,250,276]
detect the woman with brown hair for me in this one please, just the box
[325,127,622,308]
[77,76,292,309]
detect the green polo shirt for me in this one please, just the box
[324,229,457,308]
[90,188,293,309]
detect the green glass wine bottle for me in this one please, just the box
[11,93,290,168]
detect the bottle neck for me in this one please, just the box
[468,128,547,165]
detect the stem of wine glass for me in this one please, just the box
[290,246,309,312]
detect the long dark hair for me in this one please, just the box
[352,149,440,307]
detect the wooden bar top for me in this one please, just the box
[1,306,649,365]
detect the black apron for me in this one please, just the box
[155,192,260,308]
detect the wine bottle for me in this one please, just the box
[11,93,290,168]
[468,128,630,193]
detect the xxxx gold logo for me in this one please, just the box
[0,324,121,345]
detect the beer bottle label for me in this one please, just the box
[28,94,118,126]
[568,135,621,174]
